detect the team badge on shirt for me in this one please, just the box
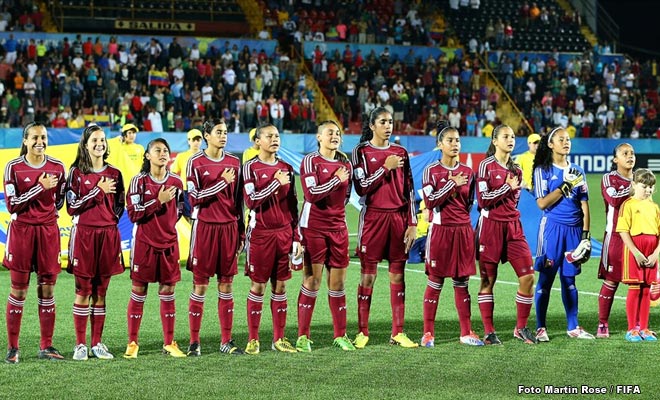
[6,184,15,196]
[478,181,488,192]
[245,182,255,195]
[130,194,140,205]
[305,176,317,188]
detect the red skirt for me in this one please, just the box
[622,234,659,285]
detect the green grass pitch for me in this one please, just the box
[0,174,656,399]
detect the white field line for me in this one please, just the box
[348,261,627,301]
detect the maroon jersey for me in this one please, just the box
[602,171,631,235]
[476,155,523,221]
[242,157,299,239]
[126,172,183,249]
[351,142,416,225]
[3,155,66,224]
[66,165,125,227]
[299,152,352,230]
[422,161,475,226]
[186,151,244,235]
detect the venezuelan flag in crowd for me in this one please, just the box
[148,70,170,87]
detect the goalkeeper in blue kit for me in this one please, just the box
[531,128,595,342]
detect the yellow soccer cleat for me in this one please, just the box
[123,341,139,359]
[353,332,369,349]
[245,339,260,355]
[271,337,297,353]
[390,332,419,348]
[162,341,187,358]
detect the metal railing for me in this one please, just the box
[476,51,533,134]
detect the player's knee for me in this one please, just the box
[10,287,28,299]
[518,274,535,291]
[389,273,404,285]
[193,283,209,296]
[250,282,266,295]
[273,280,286,294]
[360,273,376,287]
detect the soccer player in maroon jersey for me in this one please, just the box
[123,138,186,359]
[475,125,537,345]
[242,124,302,354]
[419,121,484,348]
[597,143,635,338]
[185,118,245,356]
[3,122,67,364]
[351,107,418,348]
[66,125,125,361]
[295,120,355,352]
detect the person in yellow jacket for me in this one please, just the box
[107,123,145,183]
[408,200,429,263]
[514,133,541,190]
[171,129,203,222]
[242,128,260,163]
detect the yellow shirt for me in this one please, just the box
[242,147,260,163]
[107,137,145,183]
[171,149,195,186]
[416,210,429,239]
[482,124,494,138]
[515,151,535,189]
[617,198,660,237]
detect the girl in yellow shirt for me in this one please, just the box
[617,168,660,342]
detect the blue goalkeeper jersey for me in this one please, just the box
[533,163,588,227]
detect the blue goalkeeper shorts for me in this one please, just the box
[534,218,583,277]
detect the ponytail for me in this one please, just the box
[487,124,516,173]
[359,106,389,143]
[533,127,560,174]
[140,138,171,174]
[316,120,348,162]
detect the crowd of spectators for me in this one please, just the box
[0,33,323,133]
[490,49,659,139]
[0,1,43,33]
[0,0,658,140]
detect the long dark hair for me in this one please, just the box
[201,117,226,144]
[254,122,277,140]
[20,121,47,156]
[72,125,108,174]
[486,124,516,173]
[317,120,348,163]
[140,138,171,174]
[610,142,632,171]
[359,106,390,143]
[435,120,457,145]
[532,127,562,174]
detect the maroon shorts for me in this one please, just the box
[246,226,292,283]
[598,231,623,282]
[302,227,349,269]
[358,208,408,274]
[75,275,111,297]
[130,239,181,285]
[188,220,239,284]
[426,223,476,279]
[10,270,58,290]
[622,234,659,286]
[68,225,123,278]
[476,216,533,275]
[3,220,61,275]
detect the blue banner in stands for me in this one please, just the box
[0,32,278,58]
[485,50,625,69]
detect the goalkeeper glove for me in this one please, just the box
[558,168,584,197]
[565,231,591,264]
